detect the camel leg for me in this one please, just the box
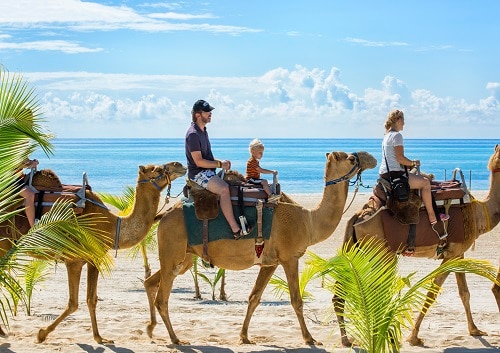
[407,271,451,346]
[493,269,500,312]
[144,269,161,338]
[155,266,186,345]
[333,290,352,347]
[455,271,487,336]
[154,253,192,345]
[86,264,113,344]
[219,270,227,301]
[37,261,84,343]
[239,265,277,344]
[282,260,321,346]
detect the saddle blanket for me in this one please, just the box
[182,201,274,246]
[381,206,465,252]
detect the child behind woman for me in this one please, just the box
[245,138,278,196]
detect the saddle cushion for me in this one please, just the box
[182,201,275,246]
[431,180,466,201]
[380,205,465,252]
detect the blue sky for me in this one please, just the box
[1,0,499,139]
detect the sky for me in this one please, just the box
[0,0,499,139]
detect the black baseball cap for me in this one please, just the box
[192,99,215,112]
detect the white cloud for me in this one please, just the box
[0,0,260,36]
[20,67,499,139]
[0,39,102,53]
[343,37,409,47]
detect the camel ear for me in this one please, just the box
[139,165,145,172]
[325,152,330,159]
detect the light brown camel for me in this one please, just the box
[335,144,500,347]
[0,162,186,343]
[144,150,377,345]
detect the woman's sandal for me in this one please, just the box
[430,213,450,225]
[232,225,254,240]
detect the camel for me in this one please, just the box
[335,144,500,347]
[0,162,186,343]
[144,150,377,345]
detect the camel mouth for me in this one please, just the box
[354,151,377,171]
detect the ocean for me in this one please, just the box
[31,139,498,195]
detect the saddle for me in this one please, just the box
[3,169,92,239]
[29,169,92,219]
[183,171,279,266]
[363,167,470,257]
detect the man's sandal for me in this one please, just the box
[232,225,253,239]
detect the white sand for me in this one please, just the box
[2,191,499,353]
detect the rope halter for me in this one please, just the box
[325,152,361,187]
[138,164,172,196]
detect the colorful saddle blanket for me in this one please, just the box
[182,201,274,246]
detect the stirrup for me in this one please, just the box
[431,223,448,240]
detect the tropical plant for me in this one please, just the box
[18,259,50,316]
[269,264,316,301]
[0,65,113,332]
[307,238,499,353]
[190,257,226,301]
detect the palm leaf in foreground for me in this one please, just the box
[307,238,498,353]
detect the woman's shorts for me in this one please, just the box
[191,169,216,189]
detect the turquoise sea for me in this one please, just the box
[32,139,498,196]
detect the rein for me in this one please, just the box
[493,168,500,173]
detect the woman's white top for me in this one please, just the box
[379,130,404,174]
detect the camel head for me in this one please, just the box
[487,144,500,172]
[138,162,186,191]
[324,151,377,185]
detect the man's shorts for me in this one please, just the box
[191,169,216,189]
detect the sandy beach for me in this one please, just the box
[2,191,499,353]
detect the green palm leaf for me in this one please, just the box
[307,238,498,353]
[0,65,114,332]
[269,264,316,301]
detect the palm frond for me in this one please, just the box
[269,264,315,301]
[307,238,499,353]
[5,200,113,275]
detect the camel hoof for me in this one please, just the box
[470,329,488,337]
[173,339,190,345]
[37,329,49,343]
[407,335,424,346]
[96,337,114,345]
[239,337,253,344]
[306,339,322,346]
[341,338,353,347]
[146,324,155,338]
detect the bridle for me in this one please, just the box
[325,152,361,187]
[138,164,172,197]
[323,152,370,215]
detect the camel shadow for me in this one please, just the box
[0,343,14,353]
[174,345,329,353]
[77,343,133,353]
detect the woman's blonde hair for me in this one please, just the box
[384,109,404,131]
[249,138,264,153]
